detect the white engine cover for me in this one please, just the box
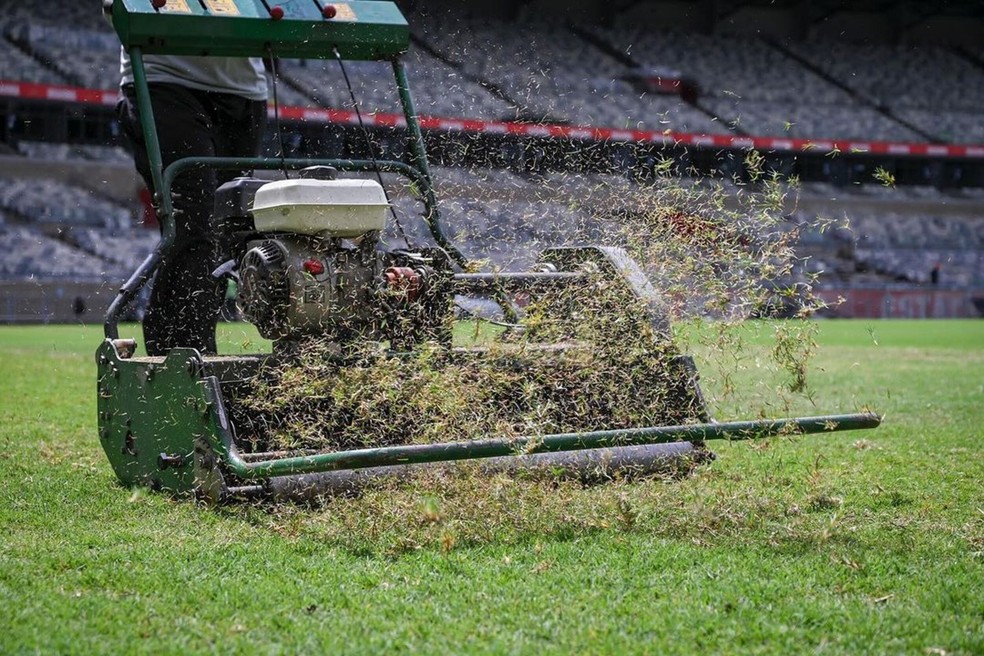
[251,178,388,238]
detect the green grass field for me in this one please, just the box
[1,320,981,654]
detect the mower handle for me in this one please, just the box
[104,49,463,339]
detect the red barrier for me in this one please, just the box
[817,288,983,318]
[2,80,982,159]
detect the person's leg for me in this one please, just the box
[204,93,268,309]
[208,92,267,186]
[118,83,225,355]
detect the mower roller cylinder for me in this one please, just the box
[264,442,710,501]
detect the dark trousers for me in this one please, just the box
[118,83,266,355]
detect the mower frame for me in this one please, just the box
[98,0,880,502]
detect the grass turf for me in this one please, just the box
[0,319,981,654]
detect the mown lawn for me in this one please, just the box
[0,320,981,654]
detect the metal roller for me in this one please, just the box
[264,442,712,502]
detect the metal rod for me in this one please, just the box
[266,442,710,501]
[219,413,881,480]
[392,60,432,188]
[130,47,172,227]
[453,271,585,293]
[103,248,165,340]
[392,59,468,267]
[104,46,173,340]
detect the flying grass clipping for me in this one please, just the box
[235,155,833,454]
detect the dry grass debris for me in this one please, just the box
[235,159,831,474]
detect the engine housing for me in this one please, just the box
[238,235,384,342]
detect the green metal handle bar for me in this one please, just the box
[104,48,464,339]
[214,413,882,480]
[392,59,434,187]
[102,155,464,340]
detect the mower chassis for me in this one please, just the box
[97,335,879,503]
[98,0,881,502]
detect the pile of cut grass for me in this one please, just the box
[235,278,700,452]
[236,167,824,453]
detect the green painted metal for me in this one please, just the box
[95,338,880,498]
[214,413,883,481]
[109,0,409,60]
[103,47,168,341]
[103,156,464,339]
[96,341,207,492]
[392,59,467,267]
[393,61,431,185]
[129,48,171,228]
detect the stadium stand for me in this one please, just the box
[785,39,983,113]
[66,226,157,271]
[15,141,131,164]
[413,14,723,132]
[593,26,852,104]
[780,38,983,144]
[0,224,115,280]
[789,203,984,288]
[6,23,119,91]
[0,36,70,86]
[892,109,984,146]
[700,97,922,142]
[0,0,105,30]
[0,1,981,320]
[0,176,132,229]
[585,25,934,142]
[1,1,980,144]
[278,49,516,121]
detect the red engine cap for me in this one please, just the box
[322,5,337,19]
[152,0,167,8]
[384,267,422,301]
[303,258,325,276]
[269,6,285,20]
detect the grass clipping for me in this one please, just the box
[236,162,828,455]
[236,280,703,452]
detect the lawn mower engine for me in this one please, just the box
[215,167,453,352]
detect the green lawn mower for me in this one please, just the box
[97,0,879,503]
